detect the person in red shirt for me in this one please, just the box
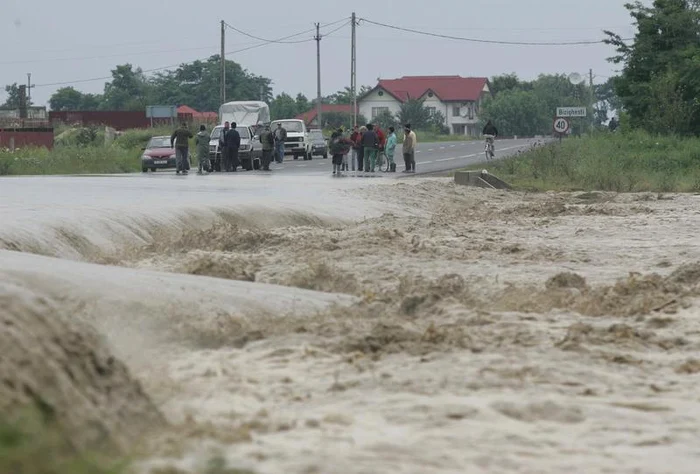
[349,125,362,171]
[374,123,386,150]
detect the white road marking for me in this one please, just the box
[298,164,307,167]
[436,157,457,162]
[439,147,445,150]
[450,145,456,148]
[416,150,422,153]
[427,148,434,151]
[420,160,434,164]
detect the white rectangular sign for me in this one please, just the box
[557,107,587,118]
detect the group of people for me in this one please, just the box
[328,122,418,176]
[170,121,290,175]
[170,120,423,177]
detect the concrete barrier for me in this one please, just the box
[454,171,511,190]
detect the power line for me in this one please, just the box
[358,18,634,46]
[32,26,333,88]
[223,17,348,44]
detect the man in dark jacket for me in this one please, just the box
[482,120,498,136]
[218,121,230,172]
[224,122,241,172]
[171,123,193,175]
[259,124,275,171]
[361,124,379,173]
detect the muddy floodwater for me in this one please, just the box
[2,175,700,473]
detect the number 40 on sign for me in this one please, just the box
[553,117,570,134]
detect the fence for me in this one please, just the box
[0,127,54,150]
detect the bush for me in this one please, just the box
[0,409,127,474]
[468,130,700,192]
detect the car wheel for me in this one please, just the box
[142,167,148,173]
[151,168,157,172]
[293,154,299,160]
[323,153,328,159]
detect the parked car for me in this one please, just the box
[270,119,312,160]
[309,129,328,159]
[208,125,261,171]
[141,136,176,172]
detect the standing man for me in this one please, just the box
[402,124,417,173]
[170,122,193,175]
[225,122,241,172]
[273,122,287,164]
[361,123,379,173]
[349,125,361,171]
[375,123,386,150]
[385,126,397,172]
[218,121,230,172]
[259,124,275,171]
[195,124,211,174]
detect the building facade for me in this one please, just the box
[358,76,491,136]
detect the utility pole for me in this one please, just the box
[27,73,34,103]
[351,12,357,127]
[220,20,226,105]
[315,23,322,129]
[589,68,595,131]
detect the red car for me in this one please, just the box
[141,136,177,172]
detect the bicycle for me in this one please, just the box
[484,134,496,160]
[375,149,390,172]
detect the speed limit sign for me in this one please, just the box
[553,117,570,134]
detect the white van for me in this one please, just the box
[270,119,312,160]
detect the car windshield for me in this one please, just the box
[210,126,250,139]
[273,121,304,133]
[147,137,171,148]
[310,131,324,140]
[210,127,223,140]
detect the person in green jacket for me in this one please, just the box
[170,123,193,175]
[259,124,275,171]
[195,125,211,174]
[385,126,397,172]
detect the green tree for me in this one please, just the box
[295,93,310,115]
[490,74,530,96]
[480,90,549,136]
[150,56,272,112]
[270,93,299,120]
[604,0,700,134]
[49,87,84,110]
[397,99,433,129]
[325,85,373,104]
[373,110,397,130]
[102,64,152,110]
[1,83,32,108]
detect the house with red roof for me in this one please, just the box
[177,105,218,123]
[358,76,491,136]
[295,104,358,128]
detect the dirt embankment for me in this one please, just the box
[0,278,165,454]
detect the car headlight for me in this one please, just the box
[141,154,149,160]
[209,145,217,152]
[170,153,176,159]
[240,145,249,151]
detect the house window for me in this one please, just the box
[371,107,389,118]
[452,106,461,117]
[378,91,384,96]
[427,107,437,115]
[469,104,475,120]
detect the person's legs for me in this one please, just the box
[232,149,239,171]
[363,147,372,173]
[276,142,285,163]
[357,147,364,172]
[403,153,410,172]
[369,148,377,172]
[409,152,416,172]
[351,149,357,171]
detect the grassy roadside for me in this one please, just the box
[463,130,700,193]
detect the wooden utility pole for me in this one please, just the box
[221,20,226,105]
[351,12,357,127]
[315,23,322,129]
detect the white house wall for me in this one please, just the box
[358,88,402,124]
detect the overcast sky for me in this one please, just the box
[1,0,640,109]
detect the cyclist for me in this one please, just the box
[482,120,498,158]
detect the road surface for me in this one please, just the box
[263,137,536,176]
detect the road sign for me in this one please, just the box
[553,117,570,134]
[556,107,587,118]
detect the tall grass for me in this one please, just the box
[474,130,700,192]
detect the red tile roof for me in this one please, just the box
[370,76,489,103]
[296,104,357,125]
[177,105,218,120]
